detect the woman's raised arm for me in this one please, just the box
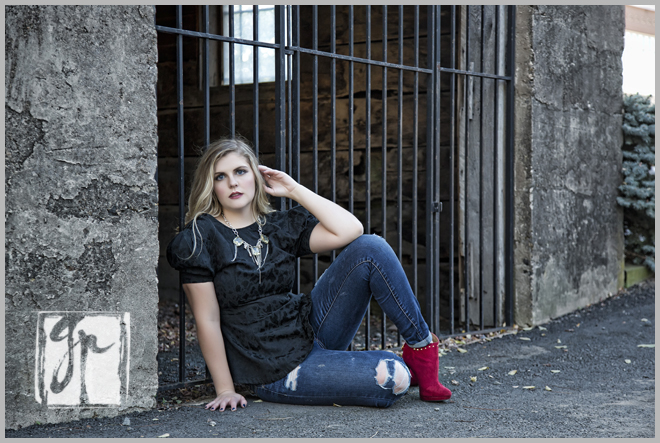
[183,282,246,411]
[258,165,364,253]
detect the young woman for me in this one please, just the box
[167,138,451,412]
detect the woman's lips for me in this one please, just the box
[229,192,243,199]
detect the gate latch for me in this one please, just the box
[433,202,442,212]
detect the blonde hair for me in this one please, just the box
[184,137,274,257]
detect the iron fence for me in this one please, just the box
[155,5,516,391]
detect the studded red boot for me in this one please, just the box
[402,333,452,401]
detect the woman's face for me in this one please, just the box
[213,152,256,216]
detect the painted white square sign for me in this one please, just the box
[35,312,130,408]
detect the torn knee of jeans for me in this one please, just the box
[375,359,410,395]
[285,365,301,391]
[392,360,410,394]
[375,359,392,386]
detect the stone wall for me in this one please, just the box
[513,5,625,325]
[5,6,159,429]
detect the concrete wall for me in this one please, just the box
[5,6,159,429]
[513,6,625,325]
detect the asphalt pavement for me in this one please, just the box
[6,279,655,438]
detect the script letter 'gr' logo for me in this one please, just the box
[35,312,130,408]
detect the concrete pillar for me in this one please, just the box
[513,5,625,325]
[5,5,159,429]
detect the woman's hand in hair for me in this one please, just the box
[205,390,247,412]
[259,164,363,251]
[258,165,300,198]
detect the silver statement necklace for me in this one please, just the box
[221,212,269,283]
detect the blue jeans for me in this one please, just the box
[253,235,432,407]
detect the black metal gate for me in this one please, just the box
[155,5,515,391]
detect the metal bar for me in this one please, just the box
[155,24,287,49]
[433,5,442,335]
[348,5,355,352]
[202,4,211,384]
[397,5,403,264]
[287,5,293,210]
[365,5,372,349]
[449,5,457,335]
[229,6,235,137]
[313,5,319,283]
[381,5,388,350]
[437,65,512,80]
[155,25,513,80]
[412,5,419,306]
[381,5,388,253]
[478,5,485,330]
[275,5,286,211]
[493,5,500,329]
[202,6,210,147]
[292,47,513,80]
[505,6,516,327]
[175,6,184,240]
[253,5,259,155]
[175,5,186,384]
[365,6,372,236]
[396,5,404,347]
[293,6,301,294]
[464,5,471,333]
[425,5,435,334]
[349,6,354,215]
[290,47,435,73]
[331,6,337,262]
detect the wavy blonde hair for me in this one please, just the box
[184,137,274,257]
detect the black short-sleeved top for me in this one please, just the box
[166,206,319,385]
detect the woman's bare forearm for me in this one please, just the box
[258,164,363,252]
[182,282,236,397]
[289,184,364,246]
[195,319,236,395]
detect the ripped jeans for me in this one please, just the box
[253,234,433,408]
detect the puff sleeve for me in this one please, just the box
[286,205,319,257]
[166,217,216,284]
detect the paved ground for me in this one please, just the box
[6,280,655,438]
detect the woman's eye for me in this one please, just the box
[236,169,247,175]
[215,174,225,181]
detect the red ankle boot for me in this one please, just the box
[402,333,452,401]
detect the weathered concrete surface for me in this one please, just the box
[513,6,535,326]
[5,5,159,429]
[513,6,625,325]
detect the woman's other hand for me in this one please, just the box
[258,165,299,198]
[205,390,247,412]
